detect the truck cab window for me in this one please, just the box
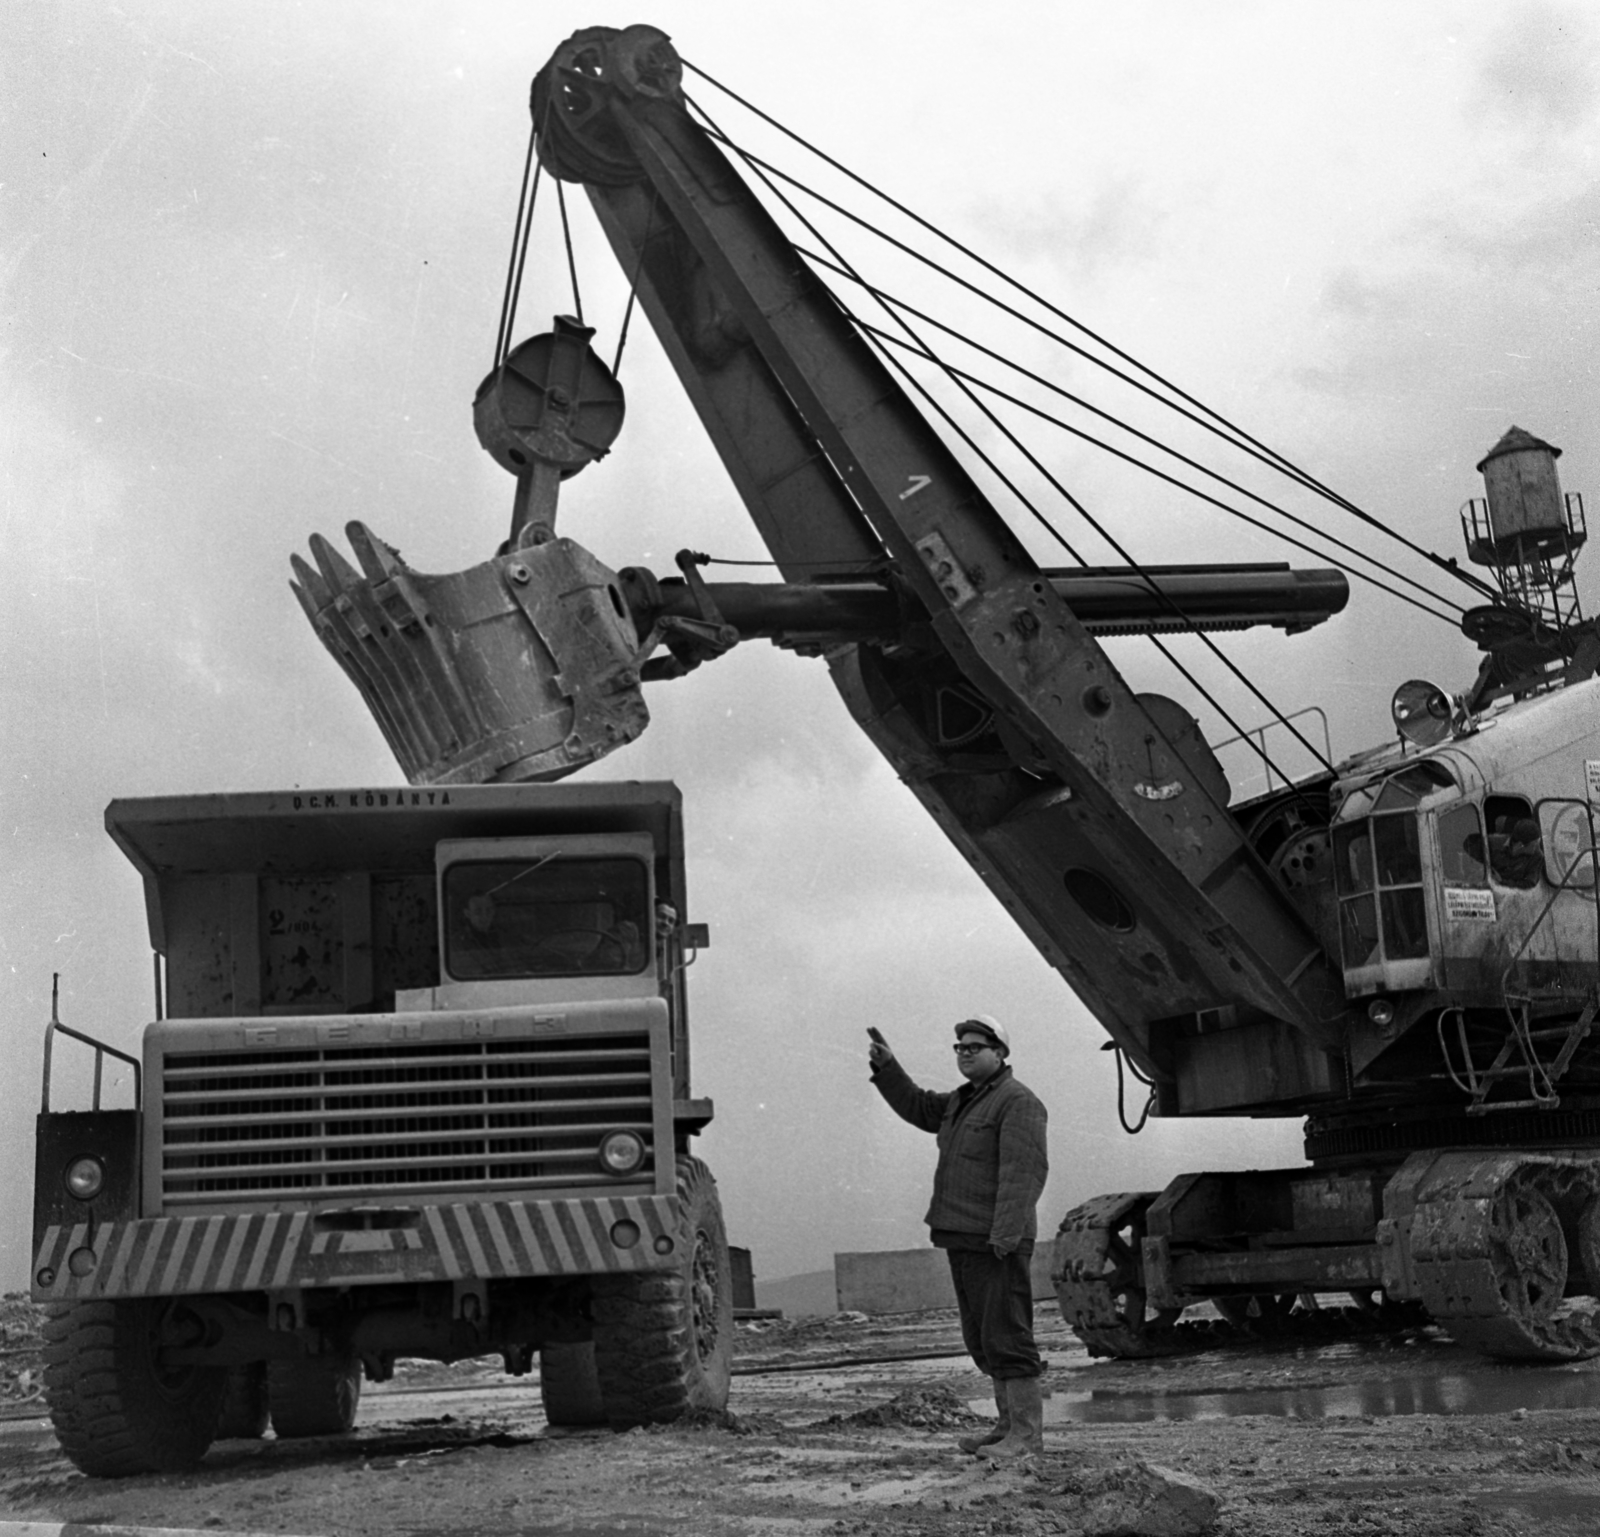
[1483,795,1542,890]
[444,857,650,979]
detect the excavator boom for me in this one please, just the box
[525,25,1352,1090]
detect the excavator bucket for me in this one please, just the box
[290,523,649,784]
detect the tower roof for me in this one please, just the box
[1477,425,1562,473]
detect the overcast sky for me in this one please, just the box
[5,1,1600,1293]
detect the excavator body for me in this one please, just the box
[291,24,1600,1362]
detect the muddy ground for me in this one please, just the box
[4,1295,1600,1535]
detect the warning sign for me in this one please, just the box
[1445,887,1496,922]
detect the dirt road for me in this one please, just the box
[5,1300,1600,1536]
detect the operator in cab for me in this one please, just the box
[867,1016,1049,1459]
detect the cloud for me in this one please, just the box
[1473,3,1598,133]
[966,179,1169,290]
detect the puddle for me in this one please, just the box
[1042,1367,1600,1424]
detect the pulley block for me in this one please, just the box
[474,316,625,480]
[474,316,626,548]
[531,25,682,185]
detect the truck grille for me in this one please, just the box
[158,1033,655,1207]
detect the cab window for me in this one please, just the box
[443,857,650,979]
[1483,795,1541,890]
[1438,803,1488,886]
[1334,814,1428,964]
[1333,766,1442,968]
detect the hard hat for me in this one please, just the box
[955,1014,1010,1052]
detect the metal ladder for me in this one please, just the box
[1438,826,1600,1112]
[1440,993,1599,1112]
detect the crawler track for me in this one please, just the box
[1398,1150,1600,1361]
[1055,1190,1429,1360]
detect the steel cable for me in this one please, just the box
[694,99,1332,783]
[685,111,1469,620]
[494,121,539,370]
[682,64,1495,605]
[805,252,1463,625]
[851,316,1459,629]
[556,180,583,324]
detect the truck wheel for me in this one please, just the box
[41,1298,227,1476]
[216,1361,270,1439]
[267,1355,362,1437]
[590,1155,733,1428]
[539,1340,607,1426]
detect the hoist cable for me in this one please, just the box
[802,250,1464,623]
[612,193,659,377]
[704,99,1327,786]
[851,317,1460,629]
[495,123,541,370]
[503,159,543,364]
[556,179,583,324]
[681,74,1496,604]
[858,315,1338,775]
[701,115,1460,594]
[860,305,1332,783]
[700,103,1328,784]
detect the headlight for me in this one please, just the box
[598,1129,646,1176]
[65,1157,104,1200]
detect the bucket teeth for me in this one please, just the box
[289,553,332,612]
[346,520,404,583]
[288,577,320,626]
[308,532,363,594]
[287,521,648,784]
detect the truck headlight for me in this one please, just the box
[598,1129,646,1176]
[65,1157,104,1201]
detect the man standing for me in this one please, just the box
[868,1015,1049,1459]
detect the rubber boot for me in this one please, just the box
[957,1376,1009,1454]
[977,1374,1043,1460]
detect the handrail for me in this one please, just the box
[41,973,142,1114]
[1437,1004,1562,1111]
[1210,706,1332,797]
[1436,1008,1477,1098]
[1447,836,1600,1111]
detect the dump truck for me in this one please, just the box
[33,781,727,1474]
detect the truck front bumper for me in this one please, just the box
[32,1194,681,1302]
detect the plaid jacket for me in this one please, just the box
[871,1058,1048,1254]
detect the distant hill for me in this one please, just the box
[753,1267,836,1318]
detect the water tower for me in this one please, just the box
[1461,426,1586,636]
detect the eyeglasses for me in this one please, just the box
[953,1042,993,1057]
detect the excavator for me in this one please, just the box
[295,24,1600,1365]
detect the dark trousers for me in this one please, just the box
[946,1247,1042,1379]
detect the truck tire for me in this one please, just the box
[539,1340,607,1426]
[590,1156,733,1429]
[41,1298,227,1476]
[267,1355,362,1438]
[216,1361,270,1439]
